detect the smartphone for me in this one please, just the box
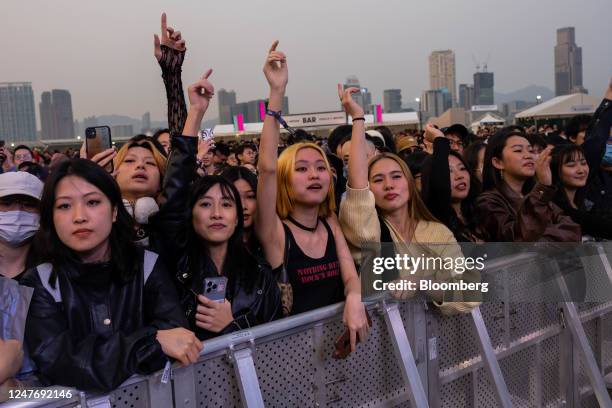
[332,310,372,359]
[85,126,113,172]
[199,129,216,149]
[202,276,228,303]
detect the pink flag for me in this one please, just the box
[237,114,245,131]
[376,104,383,123]
[259,101,266,121]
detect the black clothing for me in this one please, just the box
[153,135,281,339]
[158,45,187,136]
[20,249,187,392]
[272,219,344,315]
[583,99,612,212]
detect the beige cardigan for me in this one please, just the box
[339,186,481,314]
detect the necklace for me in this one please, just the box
[287,215,319,232]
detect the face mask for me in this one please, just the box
[603,144,612,166]
[0,211,40,246]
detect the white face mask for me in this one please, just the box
[0,210,40,246]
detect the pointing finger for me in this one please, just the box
[161,13,168,41]
[202,68,213,79]
[269,40,279,53]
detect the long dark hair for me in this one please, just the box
[551,144,588,210]
[482,129,534,194]
[188,175,258,294]
[38,159,139,283]
[221,166,261,252]
[463,140,486,176]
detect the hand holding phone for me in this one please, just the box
[85,126,114,173]
[332,310,372,359]
[202,276,227,303]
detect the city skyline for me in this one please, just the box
[1,0,610,127]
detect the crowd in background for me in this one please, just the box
[0,12,611,399]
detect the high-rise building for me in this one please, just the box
[421,89,446,119]
[343,76,373,114]
[473,72,495,105]
[383,89,402,113]
[218,89,237,124]
[429,50,456,105]
[555,27,585,96]
[246,99,266,123]
[111,125,134,138]
[458,84,475,110]
[0,82,37,142]
[83,116,98,129]
[231,102,249,122]
[141,112,151,133]
[39,89,75,140]
[282,96,290,115]
[39,92,55,140]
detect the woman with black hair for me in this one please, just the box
[551,144,612,240]
[421,124,482,242]
[154,71,281,340]
[475,130,580,242]
[21,159,201,392]
[463,140,486,182]
[221,166,261,253]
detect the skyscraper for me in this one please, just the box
[473,72,495,105]
[383,89,402,113]
[141,112,151,133]
[458,84,475,110]
[218,89,237,124]
[39,89,75,140]
[343,76,373,114]
[555,27,585,96]
[247,99,266,123]
[421,88,453,119]
[429,50,456,105]
[0,82,37,142]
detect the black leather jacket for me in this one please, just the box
[152,135,281,340]
[20,249,187,392]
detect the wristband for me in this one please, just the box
[352,117,366,122]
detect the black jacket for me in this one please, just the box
[20,249,187,392]
[152,135,282,340]
[583,98,612,212]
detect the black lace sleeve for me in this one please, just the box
[158,45,187,135]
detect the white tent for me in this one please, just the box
[470,113,505,131]
[515,93,600,119]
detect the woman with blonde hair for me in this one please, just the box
[337,85,480,314]
[256,41,369,352]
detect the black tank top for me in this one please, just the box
[277,218,344,315]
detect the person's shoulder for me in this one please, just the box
[19,265,46,288]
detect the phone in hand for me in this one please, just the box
[85,126,113,172]
[202,276,228,303]
[332,310,372,359]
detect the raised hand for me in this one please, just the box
[424,123,444,143]
[263,41,288,92]
[337,84,365,119]
[187,69,215,113]
[154,12,186,61]
[535,145,553,186]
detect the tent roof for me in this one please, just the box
[470,113,505,127]
[515,93,600,119]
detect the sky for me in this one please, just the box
[2,0,611,125]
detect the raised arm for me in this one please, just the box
[582,78,612,174]
[338,85,367,189]
[154,12,188,135]
[422,124,452,225]
[255,41,288,268]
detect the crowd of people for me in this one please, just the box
[0,12,611,399]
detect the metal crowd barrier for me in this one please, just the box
[5,249,612,408]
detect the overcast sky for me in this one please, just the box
[2,0,610,124]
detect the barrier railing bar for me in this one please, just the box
[381,301,430,408]
[469,307,513,408]
[172,365,196,408]
[229,346,265,408]
[596,246,612,285]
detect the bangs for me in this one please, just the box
[563,148,585,164]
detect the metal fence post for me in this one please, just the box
[469,307,513,408]
[381,300,430,408]
[173,364,197,408]
[229,345,265,408]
